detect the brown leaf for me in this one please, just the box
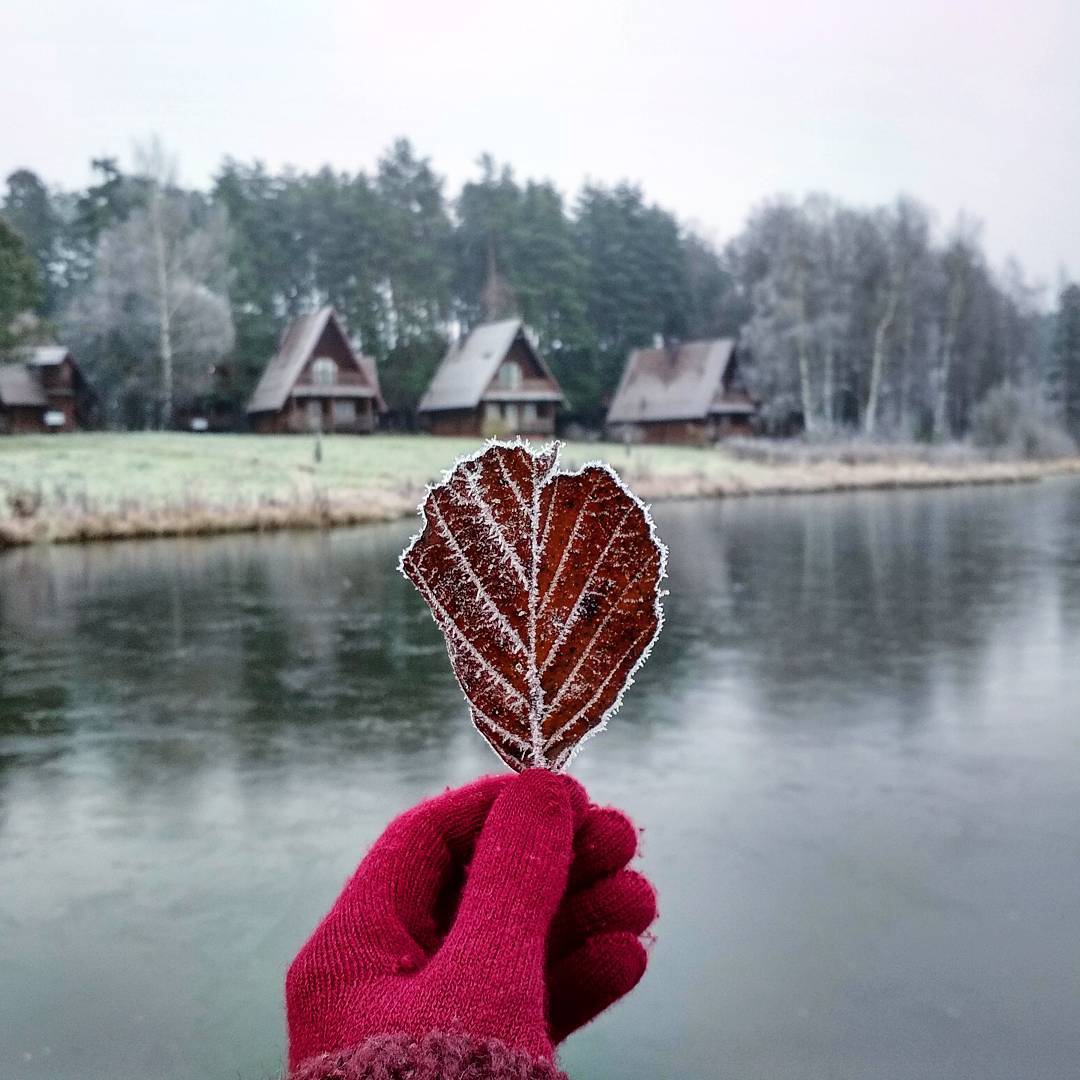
[400,441,665,771]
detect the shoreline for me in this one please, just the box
[3,439,1078,547]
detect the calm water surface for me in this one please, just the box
[2,481,1079,1080]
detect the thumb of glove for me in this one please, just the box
[435,768,578,993]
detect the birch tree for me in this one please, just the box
[864,200,931,435]
[932,225,978,438]
[810,203,852,428]
[737,200,821,430]
[63,144,234,427]
[1053,282,1080,438]
[863,269,898,435]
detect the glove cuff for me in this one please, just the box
[287,1030,568,1080]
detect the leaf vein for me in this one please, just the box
[538,472,602,615]
[429,492,525,655]
[540,503,635,676]
[543,624,652,751]
[461,465,528,585]
[406,554,529,709]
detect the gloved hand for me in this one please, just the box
[286,769,657,1079]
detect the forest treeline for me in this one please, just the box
[2,138,1079,442]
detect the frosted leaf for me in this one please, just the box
[399,440,666,772]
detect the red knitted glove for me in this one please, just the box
[286,769,656,1079]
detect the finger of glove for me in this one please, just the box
[303,775,510,978]
[568,806,639,890]
[548,931,649,1044]
[549,869,657,963]
[437,769,581,980]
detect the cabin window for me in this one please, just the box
[311,357,338,386]
[521,402,537,423]
[484,402,500,423]
[333,399,356,424]
[305,400,322,430]
[497,361,522,390]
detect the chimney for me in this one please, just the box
[663,335,681,366]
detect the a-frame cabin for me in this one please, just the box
[247,307,385,434]
[417,319,565,437]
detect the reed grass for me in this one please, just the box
[2,433,1078,547]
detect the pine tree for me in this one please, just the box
[0,218,41,353]
[574,183,690,418]
[373,140,453,417]
[2,169,61,314]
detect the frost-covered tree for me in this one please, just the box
[63,143,234,427]
[862,199,934,435]
[739,199,819,430]
[729,193,1043,439]
[1053,282,1080,438]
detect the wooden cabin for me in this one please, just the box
[247,308,385,434]
[605,338,758,445]
[0,346,95,434]
[417,319,565,438]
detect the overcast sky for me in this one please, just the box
[4,0,1077,291]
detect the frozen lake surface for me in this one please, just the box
[2,479,1079,1079]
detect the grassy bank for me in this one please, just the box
[2,433,1078,546]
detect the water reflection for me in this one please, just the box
[2,480,1079,1080]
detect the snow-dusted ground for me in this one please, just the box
[2,432,1078,545]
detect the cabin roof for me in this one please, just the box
[354,352,384,408]
[606,338,752,424]
[25,345,72,367]
[246,307,384,414]
[417,318,565,413]
[0,363,48,407]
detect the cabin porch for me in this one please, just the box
[422,399,557,438]
[251,395,379,434]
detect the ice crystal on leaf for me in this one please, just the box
[399,440,666,772]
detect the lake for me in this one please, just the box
[1,480,1079,1080]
